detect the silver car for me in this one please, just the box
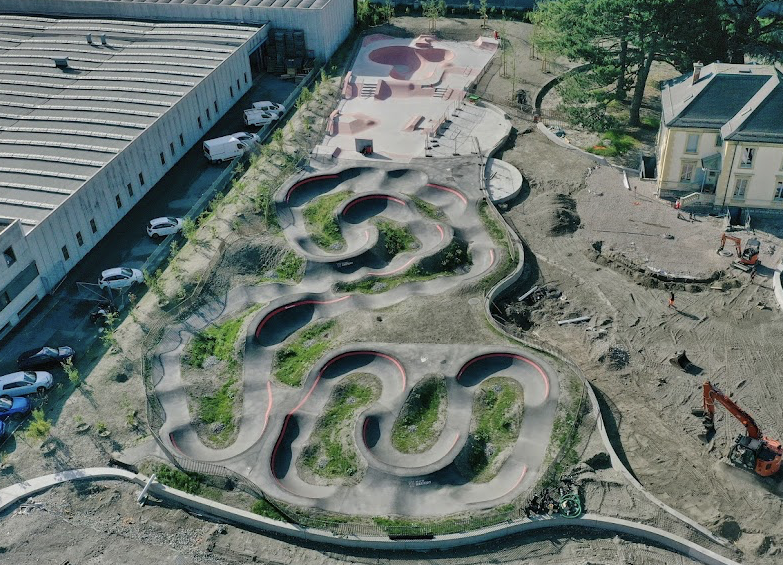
[0,371,53,397]
[98,267,144,289]
[146,216,183,238]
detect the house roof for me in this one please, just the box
[662,62,783,144]
[662,63,777,129]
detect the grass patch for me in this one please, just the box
[156,464,204,495]
[640,116,660,129]
[392,376,447,453]
[275,251,305,281]
[376,219,417,257]
[199,377,238,443]
[334,265,440,294]
[303,190,350,250]
[301,375,379,479]
[586,130,637,157]
[409,194,445,220]
[479,201,506,244]
[466,377,524,482]
[274,319,336,387]
[251,498,288,521]
[541,376,585,487]
[187,318,243,369]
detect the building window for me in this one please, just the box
[115,194,122,208]
[127,183,133,197]
[214,100,218,113]
[733,177,749,199]
[90,218,97,233]
[206,108,211,120]
[244,72,248,84]
[170,142,175,156]
[229,86,234,97]
[198,116,203,129]
[236,79,240,90]
[179,133,185,147]
[76,231,83,246]
[61,245,69,261]
[3,246,15,267]
[160,152,166,165]
[685,133,700,154]
[0,291,9,309]
[739,147,755,168]
[775,179,783,201]
[139,172,145,186]
[715,134,722,147]
[680,161,696,182]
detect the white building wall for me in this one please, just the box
[0,27,264,332]
[660,128,722,184]
[717,142,783,210]
[0,0,353,60]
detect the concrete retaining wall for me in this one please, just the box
[774,263,783,312]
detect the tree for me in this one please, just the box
[719,0,783,63]
[532,0,720,127]
[478,0,489,28]
[422,0,447,32]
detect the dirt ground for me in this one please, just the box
[0,480,705,565]
[497,126,783,562]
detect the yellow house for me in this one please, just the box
[657,62,783,217]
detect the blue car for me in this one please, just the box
[0,395,31,420]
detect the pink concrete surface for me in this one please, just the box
[368,45,455,81]
[334,112,378,134]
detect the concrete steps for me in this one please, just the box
[361,80,378,98]
[433,87,448,99]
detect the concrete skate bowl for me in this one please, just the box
[284,167,373,206]
[368,45,455,81]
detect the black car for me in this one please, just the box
[17,346,75,370]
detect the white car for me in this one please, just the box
[0,370,53,398]
[98,267,144,289]
[251,101,285,119]
[147,216,183,238]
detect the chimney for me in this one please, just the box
[692,62,703,85]
[86,33,92,44]
[100,34,107,46]
[53,57,69,70]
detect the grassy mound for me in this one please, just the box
[376,219,417,257]
[391,375,447,453]
[274,319,336,387]
[303,191,351,250]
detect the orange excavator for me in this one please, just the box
[701,381,782,477]
[717,233,760,272]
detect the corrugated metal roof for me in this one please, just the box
[0,15,261,229]
[69,0,333,10]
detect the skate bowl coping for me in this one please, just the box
[368,45,455,81]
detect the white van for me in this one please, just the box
[243,109,275,127]
[203,132,259,163]
[251,101,285,118]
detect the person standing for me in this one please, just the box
[668,291,675,309]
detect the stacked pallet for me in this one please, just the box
[264,28,312,76]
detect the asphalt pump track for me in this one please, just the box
[152,161,561,517]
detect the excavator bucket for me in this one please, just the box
[669,350,693,371]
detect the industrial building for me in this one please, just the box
[0,0,354,336]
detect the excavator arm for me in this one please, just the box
[703,381,760,438]
[718,233,743,257]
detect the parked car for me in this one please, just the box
[251,101,285,119]
[98,267,144,289]
[147,216,183,238]
[243,108,276,127]
[203,132,259,164]
[0,395,31,420]
[17,346,74,370]
[0,371,53,398]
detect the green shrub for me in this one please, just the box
[155,464,203,495]
[27,408,52,441]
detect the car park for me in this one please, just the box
[146,216,183,238]
[17,346,74,370]
[0,395,31,420]
[98,267,144,289]
[0,371,53,398]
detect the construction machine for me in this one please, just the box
[717,233,760,271]
[701,381,782,477]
